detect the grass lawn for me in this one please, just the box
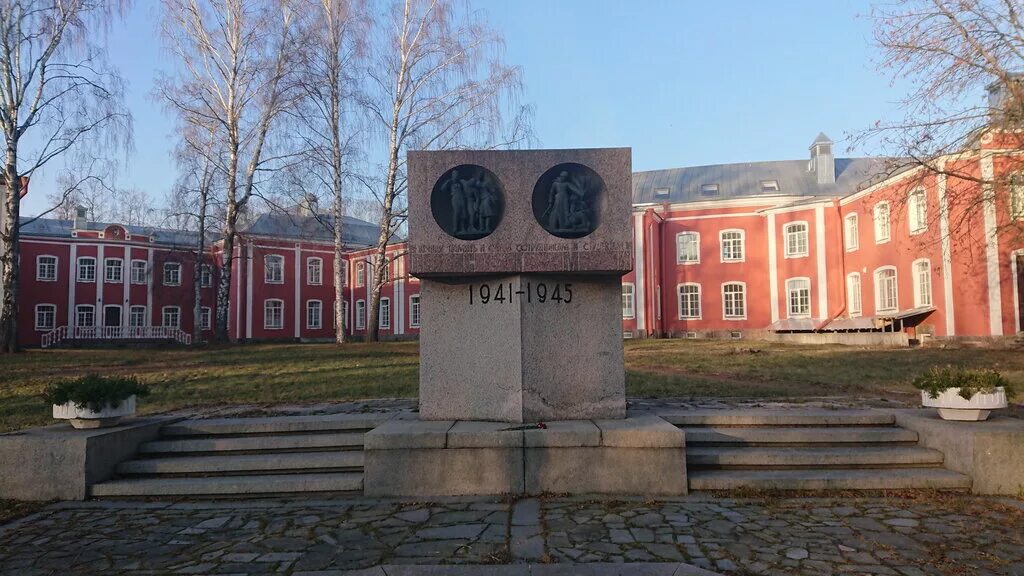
[1,339,1022,433]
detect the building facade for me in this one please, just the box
[13,133,1024,348]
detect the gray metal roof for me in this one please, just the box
[243,213,380,248]
[20,217,203,247]
[631,157,891,205]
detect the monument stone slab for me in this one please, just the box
[409,148,631,423]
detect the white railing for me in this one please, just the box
[42,326,192,348]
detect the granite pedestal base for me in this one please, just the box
[418,275,626,423]
[363,415,687,497]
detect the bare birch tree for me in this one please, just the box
[0,0,132,353]
[359,0,531,342]
[862,0,1024,239]
[160,0,301,341]
[293,0,367,343]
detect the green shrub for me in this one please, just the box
[42,375,150,412]
[912,366,1016,400]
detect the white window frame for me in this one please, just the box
[874,266,899,313]
[621,283,635,319]
[200,306,212,330]
[355,299,366,329]
[264,255,284,284]
[77,257,96,283]
[306,299,322,329]
[783,222,809,258]
[34,304,56,331]
[356,261,366,287]
[163,262,181,286]
[912,259,932,308]
[379,297,391,329]
[719,229,745,263]
[343,300,350,329]
[874,202,891,244]
[104,258,123,283]
[131,260,148,284]
[654,187,670,198]
[36,255,58,282]
[129,306,147,327]
[75,304,95,328]
[844,213,859,252]
[1011,175,1024,220]
[380,259,390,283]
[677,283,701,320]
[721,282,747,320]
[785,277,812,319]
[263,299,284,330]
[409,295,421,328]
[162,306,181,329]
[199,264,212,288]
[676,231,700,265]
[908,188,927,234]
[847,273,862,317]
[307,257,323,286]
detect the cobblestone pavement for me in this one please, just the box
[1,495,1022,575]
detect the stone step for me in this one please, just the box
[138,432,364,455]
[118,451,364,476]
[680,426,917,446]
[161,413,389,437]
[687,446,944,469]
[90,472,363,497]
[661,409,895,427]
[689,468,972,491]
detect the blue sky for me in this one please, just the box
[23,0,913,216]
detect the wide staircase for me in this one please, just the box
[90,413,387,498]
[660,409,972,491]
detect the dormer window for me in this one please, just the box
[760,180,779,192]
[654,187,670,198]
[700,184,719,197]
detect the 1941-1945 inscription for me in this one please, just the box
[468,281,574,305]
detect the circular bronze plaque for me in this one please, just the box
[532,163,604,239]
[431,165,505,240]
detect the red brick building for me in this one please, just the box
[14,133,1024,348]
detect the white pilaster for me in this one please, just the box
[122,248,130,326]
[633,213,646,333]
[981,154,1003,336]
[767,213,779,323]
[814,205,827,320]
[96,244,104,322]
[937,164,956,336]
[246,242,253,340]
[294,244,301,339]
[147,248,154,326]
[67,244,77,326]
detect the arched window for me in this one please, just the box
[847,273,862,317]
[306,257,323,286]
[676,232,699,264]
[720,230,744,262]
[621,283,635,319]
[35,304,56,331]
[874,202,891,243]
[783,222,808,258]
[722,282,746,319]
[844,213,859,251]
[875,267,898,313]
[264,255,284,284]
[36,255,58,281]
[306,300,323,329]
[77,257,96,282]
[264,299,284,329]
[678,283,701,319]
[909,189,927,233]
[912,259,932,308]
[785,278,811,318]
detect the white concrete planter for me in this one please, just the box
[921,387,1008,421]
[52,396,137,429]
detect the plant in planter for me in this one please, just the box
[913,367,1015,421]
[43,375,150,429]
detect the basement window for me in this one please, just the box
[760,180,780,192]
[685,331,698,339]
[623,331,634,339]
[729,331,743,339]
[700,184,720,197]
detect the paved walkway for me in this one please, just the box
[1,495,1022,575]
